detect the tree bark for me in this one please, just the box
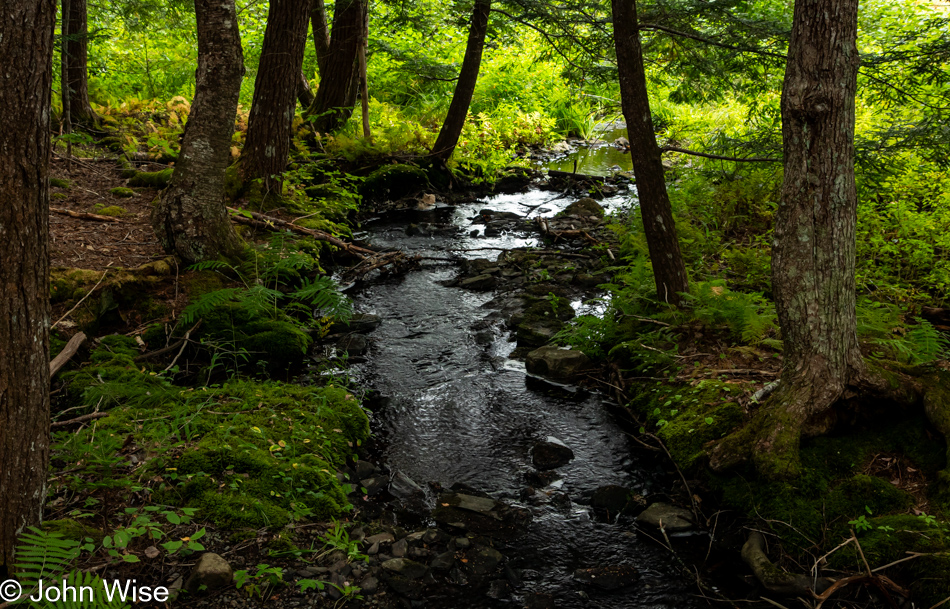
[151,0,245,264]
[242,0,311,192]
[0,0,54,578]
[710,0,867,480]
[63,0,98,126]
[311,0,331,75]
[298,70,315,108]
[306,0,365,134]
[430,0,491,162]
[611,0,689,305]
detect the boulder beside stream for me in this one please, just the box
[526,345,591,379]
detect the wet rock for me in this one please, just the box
[531,437,575,470]
[382,574,425,598]
[392,538,408,557]
[572,272,603,288]
[524,469,561,487]
[390,471,426,500]
[382,558,428,580]
[637,502,695,532]
[525,592,556,609]
[474,329,494,345]
[525,346,591,380]
[360,575,379,595]
[614,136,630,149]
[432,492,531,537]
[487,579,511,599]
[329,313,381,335]
[430,551,456,573]
[185,553,233,593]
[364,532,395,546]
[338,333,369,356]
[573,565,639,590]
[361,476,388,496]
[591,485,641,515]
[516,320,561,347]
[484,227,502,237]
[559,197,605,218]
[453,537,471,550]
[355,460,377,480]
[550,141,573,154]
[460,274,497,291]
[422,528,449,545]
[461,546,505,579]
[461,258,494,273]
[408,547,431,560]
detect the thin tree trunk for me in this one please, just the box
[430,0,491,162]
[298,70,315,108]
[311,0,331,75]
[611,0,689,305]
[243,0,311,192]
[358,3,371,140]
[0,0,55,578]
[710,0,867,480]
[61,0,72,167]
[152,0,245,264]
[64,0,98,126]
[307,0,364,134]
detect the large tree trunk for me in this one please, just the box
[152,0,245,264]
[430,0,491,162]
[63,0,98,126]
[242,0,311,192]
[0,0,54,578]
[611,0,689,305]
[710,0,866,480]
[307,0,365,134]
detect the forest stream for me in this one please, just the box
[334,183,701,607]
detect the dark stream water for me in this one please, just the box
[347,188,699,607]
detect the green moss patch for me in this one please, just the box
[53,365,370,530]
[110,187,135,198]
[127,168,173,188]
[51,177,72,189]
[96,205,128,217]
[359,163,430,200]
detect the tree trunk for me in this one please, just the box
[611,0,689,305]
[242,0,311,192]
[306,0,364,134]
[311,0,331,75]
[152,0,245,264]
[358,4,371,141]
[709,0,866,480]
[64,0,98,126]
[298,70,315,108]
[430,0,491,162]
[0,0,54,578]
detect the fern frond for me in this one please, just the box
[179,288,244,325]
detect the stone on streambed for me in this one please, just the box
[558,197,605,218]
[531,437,574,470]
[573,565,639,590]
[526,345,591,380]
[382,558,429,579]
[337,333,369,356]
[590,485,645,515]
[460,274,497,290]
[636,502,695,532]
[328,313,382,335]
[432,491,531,536]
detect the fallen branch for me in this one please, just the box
[536,216,599,245]
[134,321,201,362]
[227,207,377,258]
[51,412,109,429]
[50,332,87,378]
[50,207,124,222]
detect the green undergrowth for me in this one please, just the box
[54,336,369,531]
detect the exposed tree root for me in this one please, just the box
[741,531,832,596]
[708,362,935,480]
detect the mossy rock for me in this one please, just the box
[50,177,71,189]
[110,187,135,198]
[197,303,312,369]
[359,163,430,200]
[96,205,128,217]
[127,168,173,188]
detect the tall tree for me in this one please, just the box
[311,0,331,75]
[710,0,866,479]
[611,0,689,305]
[430,0,491,162]
[63,0,99,126]
[242,0,311,192]
[0,0,55,578]
[307,0,365,134]
[152,0,245,264]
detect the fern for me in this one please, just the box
[290,277,352,320]
[179,287,244,325]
